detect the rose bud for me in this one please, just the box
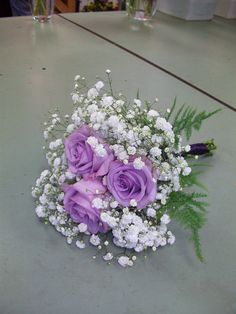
[185,139,217,156]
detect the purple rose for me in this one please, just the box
[107,159,156,209]
[65,125,114,178]
[63,179,109,234]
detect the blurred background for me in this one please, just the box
[0,0,125,17]
[1,0,235,20]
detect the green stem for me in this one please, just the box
[34,0,47,16]
[143,0,152,15]
[106,72,114,96]
[127,0,136,15]
[205,139,217,152]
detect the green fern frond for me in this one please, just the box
[166,97,177,121]
[172,103,186,126]
[191,229,204,263]
[157,99,220,262]
[188,162,211,167]
[171,205,205,230]
[180,171,208,191]
[144,100,152,111]
[166,99,221,144]
[160,191,208,262]
[173,106,221,140]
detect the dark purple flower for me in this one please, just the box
[187,139,217,156]
[189,143,210,155]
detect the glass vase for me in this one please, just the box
[33,0,54,22]
[126,0,158,21]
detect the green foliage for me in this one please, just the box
[162,191,208,262]
[159,166,210,261]
[161,99,220,261]
[144,100,153,111]
[167,100,221,143]
[166,96,177,121]
[180,171,208,191]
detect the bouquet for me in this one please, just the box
[32,70,219,267]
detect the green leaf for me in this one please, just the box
[170,102,221,142]
[160,191,208,262]
[188,162,211,167]
[166,97,177,121]
[172,104,186,127]
[190,229,205,263]
[180,171,208,191]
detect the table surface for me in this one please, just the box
[61,12,236,110]
[0,14,236,314]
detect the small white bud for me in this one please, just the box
[74,75,80,81]
[130,199,137,207]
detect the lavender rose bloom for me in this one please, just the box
[65,125,114,177]
[63,179,109,234]
[107,159,156,209]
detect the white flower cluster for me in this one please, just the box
[101,209,174,255]
[87,136,107,157]
[32,71,192,267]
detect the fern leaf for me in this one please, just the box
[191,229,204,262]
[161,191,208,262]
[173,104,186,126]
[180,171,208,191]
[166,97,177,121]
[171,103,221,141]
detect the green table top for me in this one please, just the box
[0,15,236,314]
[61,12,236,109]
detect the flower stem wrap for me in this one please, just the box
[187,139,217,156]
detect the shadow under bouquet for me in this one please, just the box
[32,70,219,267]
